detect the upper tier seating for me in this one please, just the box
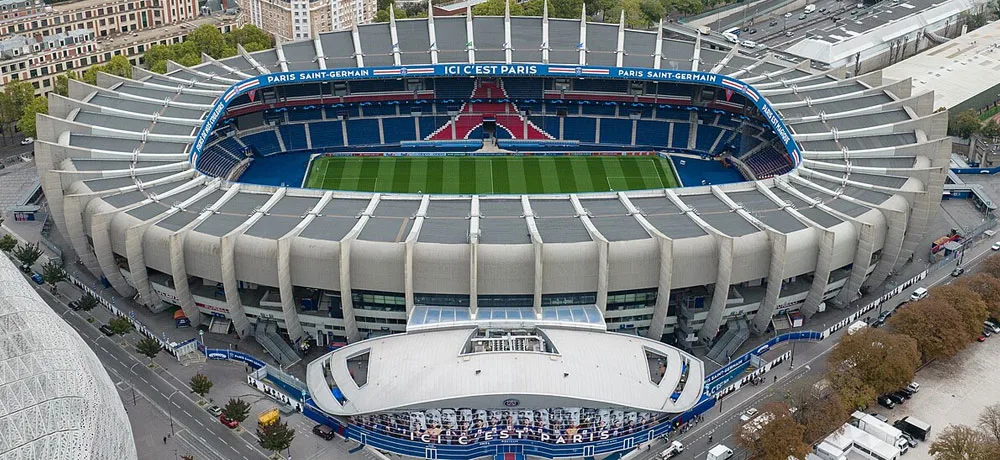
[242,130,282,156]
[280,124,308,151]
[502,78,544,99]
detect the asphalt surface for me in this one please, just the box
[34,286,272,460]
[627,236,1000,460]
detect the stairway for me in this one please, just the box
[706,317,750,363]
[253,319,301,367]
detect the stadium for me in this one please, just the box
[34,6,946,459]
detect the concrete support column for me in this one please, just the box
[578,5,587,65]
[648,237,674,340]
[700,236,734,342]
[522,196,543,315]
[339,238,360,342]
[276,236,305,343]
[63,195,102,277]
[596,239,609,313]
[867,208,906,288]
[169,231,201,327]
[802,229,835,318]
[220,233,252,338]
[752,231,787,334]
[652,20,664,69]
[90,210,137,298]
[836,222,876,305]
[125,221,164,311]
[541,0,550,64]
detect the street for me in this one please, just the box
[628,234,999,460]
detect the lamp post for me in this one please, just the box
[199,330,206,357]
[167,390,181,436]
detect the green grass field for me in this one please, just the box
[303,155,679,194]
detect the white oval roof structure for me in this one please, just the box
[0,256,137,460]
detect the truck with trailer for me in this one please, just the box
[852,411,903,446]
[707,444,734,460]
[895,416,931,441]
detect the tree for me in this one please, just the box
[226,24,272,52]
[186,25,236,59]
[956,273,1000,320]
[40,261,67,292]
[53,70,76,97]
[108,316,134,336]
[930,285,989,342]
[136,337,162,363]
[189,373,213,398]
[222,398,252,424]
[929,425,997,460]
[639,0,666,25]
[0,81,35,143]
[889,298,970,361]
[257,417,296,454]
[978,404,1000,443]
[736,402,810,460]
[607,0,648,27]
[828,370,877,412]
[473,0,523,16]
[143,44,177,74]
[12,242,43,270]
[787,383,849,443]
[82,55,133,85]
[982,119,1000,140]
[15,95,47,139]
[0,234,17,252]
[77,293,100,312]
[828,327,920,395]
[949,109,982,139]
[980,253,1000,280]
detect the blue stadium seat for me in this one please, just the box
[361,104,399,116]
[346,118,381,145]
[543,116,561,138]
[635,120,668,147]
[310,121,345,148]
[280,124,308,151]
[349,79,406,93]
[562,117,596,143]
[599,118,632,145]
[502,78,544,99]
[695,125,721,153]
[433,78,476,99]
[382,117,417,143]
[418,116,449,140]
[671,123,690,149]
[287,107,322,122]
[241,130,282,156]
[655,107,688,120]
[581,104,618,116]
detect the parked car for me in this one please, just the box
[871,318,886,328]
[819,7,827,12]
[907,382,920,393]
[206,405,222,416]
[951,266,965,277]
[312,424,336,440]
[885,393,906,405]
[877,396,895,409]
[983,329,992,337]
[991,241,1000,250]
[986,321,1000,333]
[19,137,33,145]
[899,387,916,397]
[99,324,115,336]
[978,335,988,342]
[739,407,759,422]
[892,390,911,400]
[900,432,918,447]
[219,415,239,428]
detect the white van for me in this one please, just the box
[910,287,928,301]
[722,32,739,43]
[658,440,684,459]
[804,4,816,13]
[740,39,757,49]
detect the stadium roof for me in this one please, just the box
[305,326,705,415]
[883,18,1000,110]
[38,13,944,248]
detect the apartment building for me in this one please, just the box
[241,0,374,41]
[0,14,240,94]
[0,0,202,40]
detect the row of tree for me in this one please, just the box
[930,405,1000,460]
[738,253,1000,460]
[188,373,296,454]
[948,109,1000,140]
[0,81,47,143]
[143,25,272,74]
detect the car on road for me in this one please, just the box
[219,415,239,428]
[951,266,965,277]
[739,407,759,422]
[910,287,928,301]
[312,424,336,440]
[799,13,807,19]
[741,40,758,49]
[819,7,827,12]
[749,28,757,34]
[992,241,1000,251]
[206,405,222,416]
[769,20,778,26]
[658,440,684,459]
[784,12,793,17]
[68,300,80,311]
[785,31,794,37]
[978,335,988,342]
[877,395,895,409]
[99,324,115,336]
[19,137,33,145]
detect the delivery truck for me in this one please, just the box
[707,444,734,460]
[895,416,931,441]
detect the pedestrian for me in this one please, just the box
[163,436,167,444]
[709,434,713,443]
[774,375,777,383]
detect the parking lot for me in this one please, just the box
[867,327,1000,459]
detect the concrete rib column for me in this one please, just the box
[503,0,512,64]
[220,189,286,339]
[470,196,480,316]
[466,5,475,64]
[277,191,333,345]
[615,11,625,68]
[619,194,673,340]
[702,235,733,341]
[126,221,160,310]
[866,207,906,288]
[352,25,365,68]
[427,0,439,64]
[63,193,103,277]
[896,137,949,268]
[339,196,380,342]
[837,221,876,305]
[90,208,137,298]
[802,229,835,317]
[752,230,787,334]
[169,230,200,327]
[522,196,543,315]
[652,20,664,69]
[388,6,401,66]
[578,5,587,65]
[541,0,550,64]
[404,196,431,312]
[570,195,609,313]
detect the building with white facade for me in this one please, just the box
[241,0,375,41]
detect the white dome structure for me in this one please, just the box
[0,256,137,460]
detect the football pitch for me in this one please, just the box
[303,155,680,194]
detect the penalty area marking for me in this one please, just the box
[605,175,665,191]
